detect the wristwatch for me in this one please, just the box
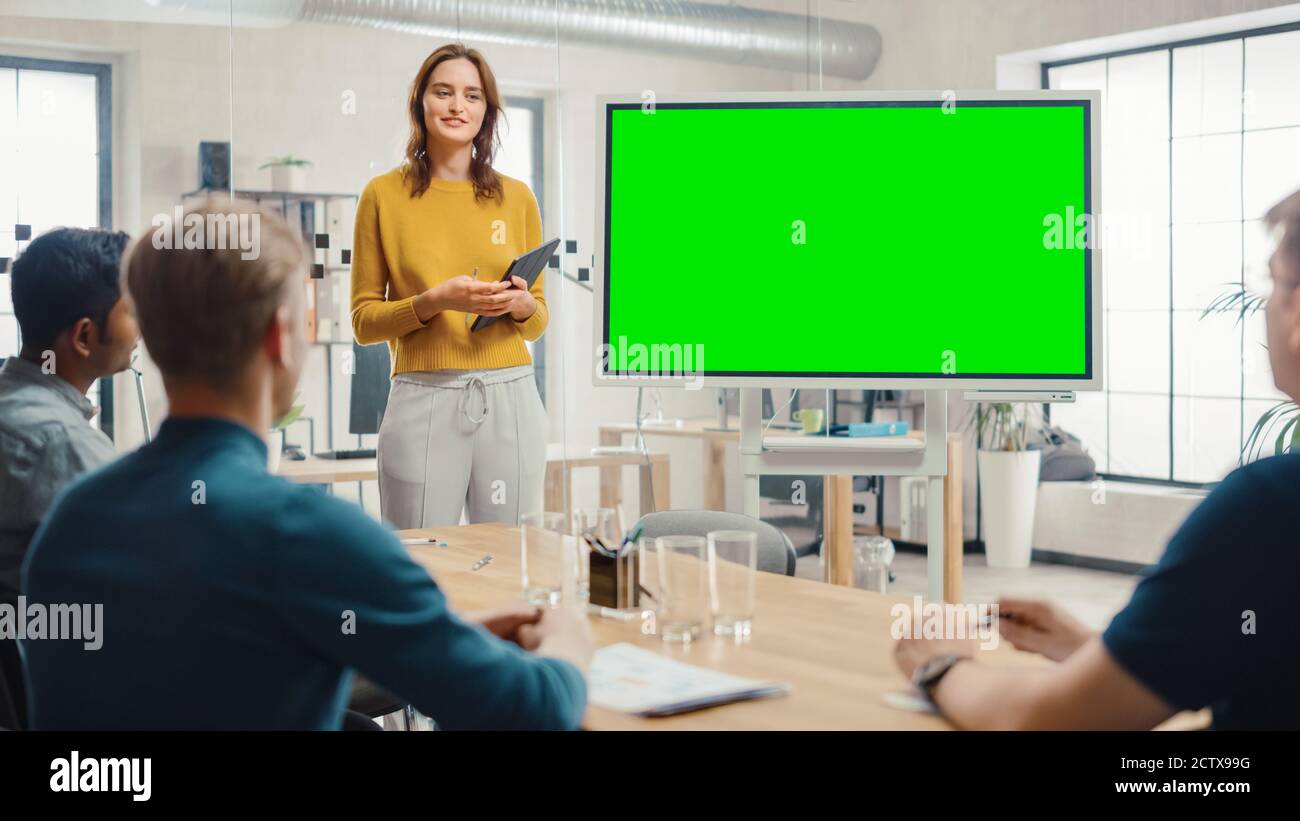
[912,654,968,702]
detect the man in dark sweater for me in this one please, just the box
[895,189,1300,730]
[21,198,590,730]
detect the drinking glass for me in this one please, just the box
[654,535,709,642]
[520,512,572,606]
[708,530,757,638]
[853,535,894,594]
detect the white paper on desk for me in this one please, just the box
[589,643,790,716]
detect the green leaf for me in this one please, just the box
[272,402,305,431]
[1202,284,1266,326]
[1277,415,1299,456]
[1244,401,1295,462]
[257,154,313,170]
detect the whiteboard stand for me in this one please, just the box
[739,388,950,602]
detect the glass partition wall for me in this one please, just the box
[553,1,866,584]
[222,1,873,581]
[228,6,564,519]
[0,2,235,448]
[1,0,919,591]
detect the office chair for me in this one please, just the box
[636,510,797,576]
[342,709,385,731]
[349,675,409,730]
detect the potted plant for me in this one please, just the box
[259,155,312,192]
[1203,284,1299,458]
[971,402,1040,568]
[268,398,304,473]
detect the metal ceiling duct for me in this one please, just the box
[0,0,881,79]
[294,1,882,79]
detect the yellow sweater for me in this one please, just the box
[350,167,548,373]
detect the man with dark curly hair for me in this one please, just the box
[0,226,139,729]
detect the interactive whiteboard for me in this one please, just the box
[593,90,1102,390]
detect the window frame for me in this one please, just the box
[502,93,547,405]
[1041,21,1300,487]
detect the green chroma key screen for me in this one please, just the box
[602,100,1092,379]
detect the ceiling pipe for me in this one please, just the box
[0,0,881,79]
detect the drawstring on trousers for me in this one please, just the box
[458,374,489,425]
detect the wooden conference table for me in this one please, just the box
[402,522,1019,730]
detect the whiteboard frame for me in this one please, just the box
[592,88,1103,391]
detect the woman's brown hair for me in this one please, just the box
[401,43,506,203]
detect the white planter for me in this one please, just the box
[977,449,1041,569]
[271,164,305,192]
[266,434,281,474]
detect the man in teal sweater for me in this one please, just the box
[21,197,590,730]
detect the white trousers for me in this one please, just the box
[377,364,547,528]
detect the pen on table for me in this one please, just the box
[471,554,493,571]
[614,504,627,544]
[586,603,644,622]
[618,521,644,556]
[400,537,448,547]
[582,531,617,558]
[981,611,1017,628]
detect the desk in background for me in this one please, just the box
[278,449,670,526]
[278,456,378,485]
[598,419,964,602]
[543,443,669,528]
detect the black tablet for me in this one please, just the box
[470,237,560,332]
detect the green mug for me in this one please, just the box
[793,409,824,434]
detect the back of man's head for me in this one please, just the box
[1264,189,1300,401]
[10,227,130,353]
[1267,190,1300,274]
[122,197,309,392]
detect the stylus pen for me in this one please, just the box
[980,612,1018,628]
[463,267,480,328]
[400,537,448,547]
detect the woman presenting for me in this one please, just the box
[352,43,548,528]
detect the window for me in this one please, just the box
[0,55,113,435]
[1045,25,1300,483]
[496,96,543,207]
[497,95,547,403]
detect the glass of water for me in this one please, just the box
[654,535,709,643]
[707,530,757,638]
[853,535,894,594]
[520,512,570,606]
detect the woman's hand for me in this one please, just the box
[995,596,1095,662]
[503,275,538,322]
[414,275,514,322]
